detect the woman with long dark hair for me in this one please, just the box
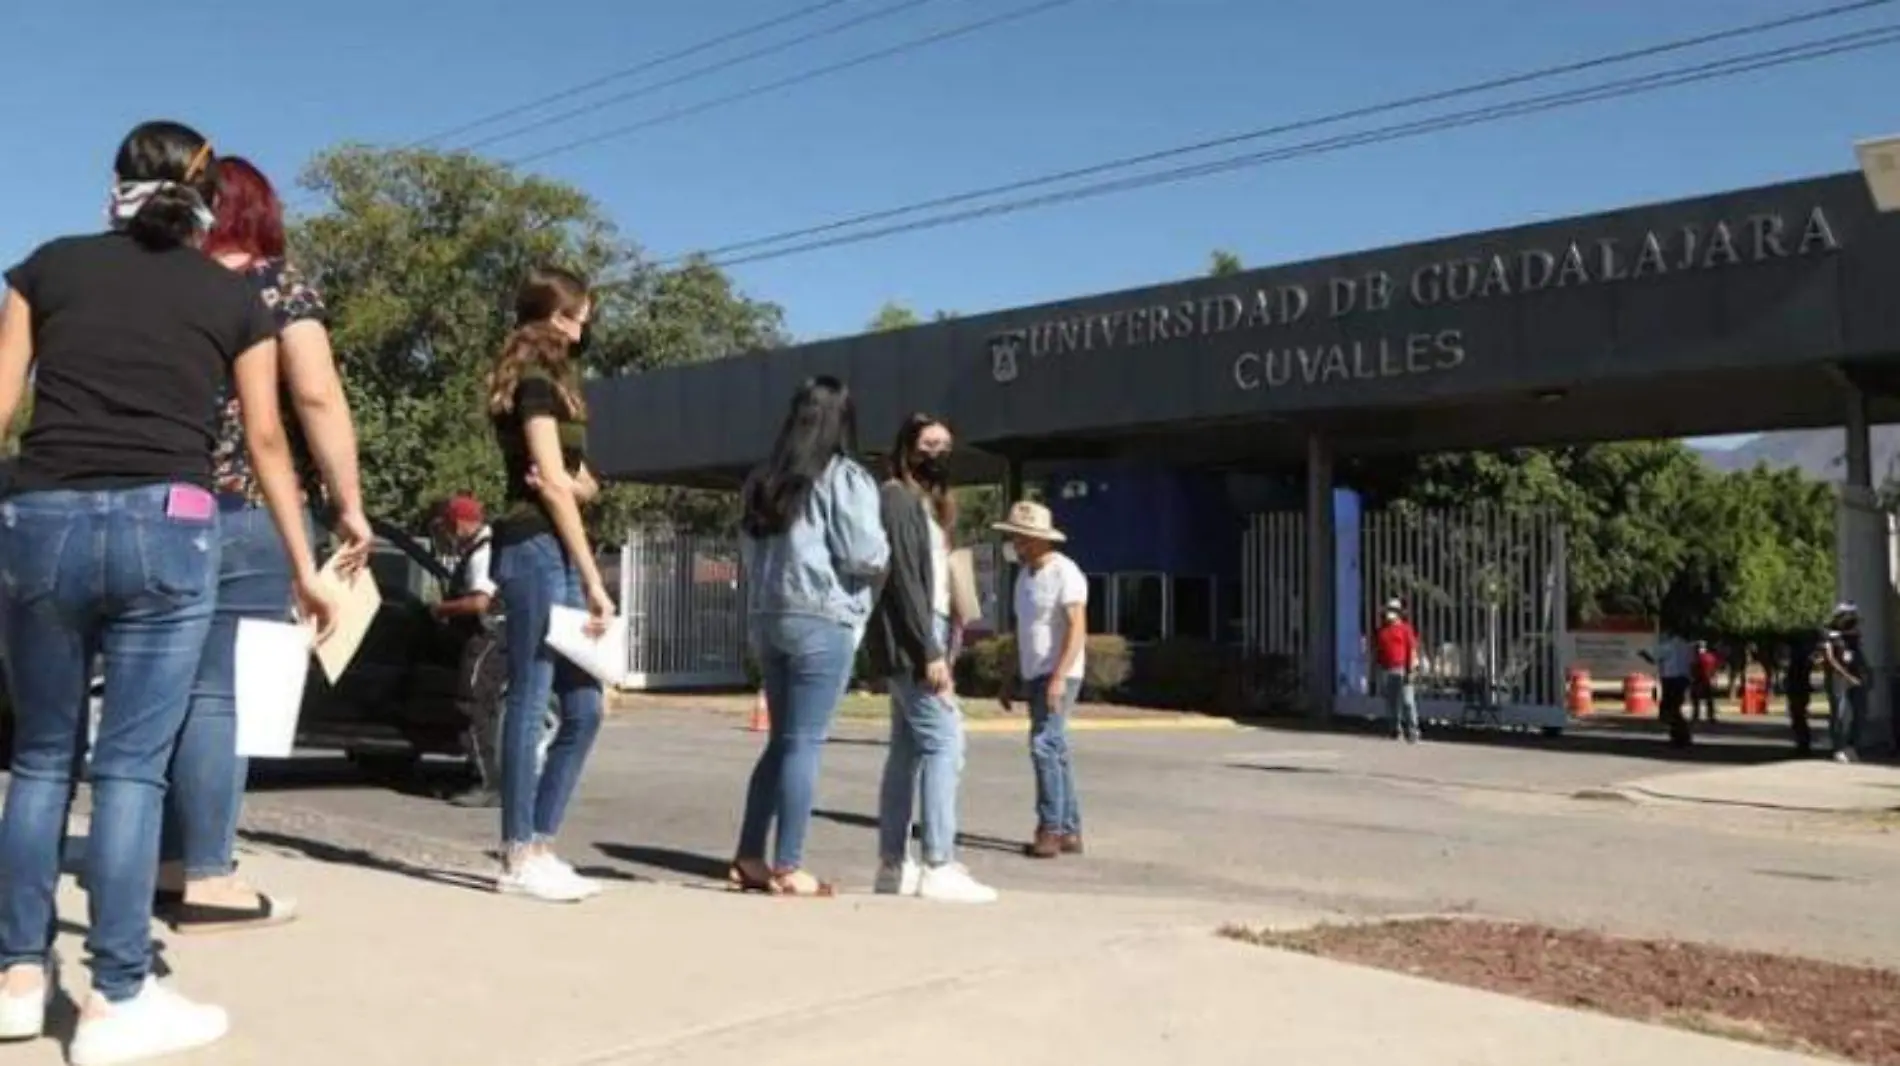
[731,377,887,897]
[0,121,335,1064]
[486,265,614,903]
[156,155,373,935]
[866,414,996,903]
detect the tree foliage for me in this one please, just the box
[1208,249,1244,277]
[3,393,29,456]
[293,146,780,536]
[1353,442,1836,638]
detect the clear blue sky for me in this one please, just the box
[4,0,1896,448]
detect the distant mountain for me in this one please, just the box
[1695,426,1900,482]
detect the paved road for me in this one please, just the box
[217,708,1900,969]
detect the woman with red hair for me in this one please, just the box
[154,156,373,934]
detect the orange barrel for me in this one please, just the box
[1742,676,1768,716]
[1566,668,1593,715]
[1623,673,1656,715]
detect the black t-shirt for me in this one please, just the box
[1786,632,1821,694]
[5,233,275,492]
[491,371,587,546]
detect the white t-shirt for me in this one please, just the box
[927,513,950,618]
[1015,552,1088,681]
[463,526,498,598]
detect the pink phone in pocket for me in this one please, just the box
[165,484,216,521]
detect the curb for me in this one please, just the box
[963,716,1242,734]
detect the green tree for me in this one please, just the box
[867,301,923,332]
[866,302,957,331]
[293,145,776,536]
[3,393,29,456]
[1208,249,1244,277]
[1354,443,1836,637]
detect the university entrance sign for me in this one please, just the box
[988,204,1842,393]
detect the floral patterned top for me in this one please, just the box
[210,258,328,505]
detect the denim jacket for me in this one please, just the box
[741,455,890,630]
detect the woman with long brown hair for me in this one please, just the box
[864,414,996,903]
[486,265,614,903]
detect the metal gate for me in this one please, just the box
[1242,506,1567,727]
[617,530,748,690]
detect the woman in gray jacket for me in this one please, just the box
[865,414,997,903]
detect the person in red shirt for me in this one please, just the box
[1690,640,1720,723]
[1374,599,1421,743]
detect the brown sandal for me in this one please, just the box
[727,858,773,893]
[767,869,836,898]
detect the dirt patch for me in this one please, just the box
[1222,918,1900,1064]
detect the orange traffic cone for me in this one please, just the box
[749,690,769,733]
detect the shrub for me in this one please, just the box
[956,635,1015,698]
[1081,635,1132,700]
[952,633,1132,703]
[1127,638,1231,711]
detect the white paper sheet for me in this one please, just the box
[314,555,382,683]
[545,606,629,687]
[235,619,314,758]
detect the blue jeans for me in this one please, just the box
[1026,676,1082,835]
[1829,678,1867,756]
[0,485,218,1001]
[877,615,966,866]
[738,613,856,871]
[160,503,310,879]
[1382,669,1418,738]
[494,533,604,847]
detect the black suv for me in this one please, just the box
[0,510,492,772]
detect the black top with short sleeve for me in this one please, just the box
[4,232,275,492]
[491,369,588,546]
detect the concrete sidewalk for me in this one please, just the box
[1615,759,1900,812]
[15,849,1831,1066]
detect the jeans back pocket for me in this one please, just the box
[133,508,219,609]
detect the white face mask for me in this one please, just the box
[1001,542,1019,565]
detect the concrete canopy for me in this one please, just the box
[587,171,1900,488]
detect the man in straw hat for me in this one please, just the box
[994,500,1088,860]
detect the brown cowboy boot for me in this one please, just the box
[1025,828,1062,859]
[1058,833,1084,855]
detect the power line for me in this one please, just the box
[700,23,1900,268]
[505,0,1085,167]
[674,0,1897,264]
[460,0,946,153]
[409,0,854,148]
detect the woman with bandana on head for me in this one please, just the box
[0,121,336,1064]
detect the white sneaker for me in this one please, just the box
[69,978,228,1066]
[918,863,999,904]
[874,858,922,896]
[0,954,55,1041]
[542,855,603,898]
[496,856,590,903]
